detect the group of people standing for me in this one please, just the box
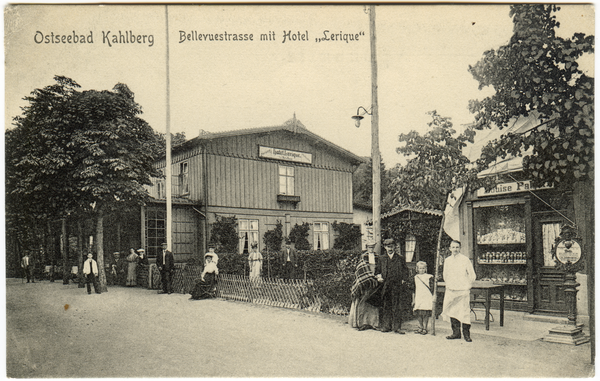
[349,238,476,342]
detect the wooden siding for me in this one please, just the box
[203,130,356,172]
[147,129,358,214]
[206,154,352,214]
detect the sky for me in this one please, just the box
[4,4,595,167]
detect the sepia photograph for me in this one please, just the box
[4,3,595,378]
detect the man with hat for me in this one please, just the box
[375,238,410,334]
[156,242,175,294]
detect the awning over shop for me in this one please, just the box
[477,156,524,178]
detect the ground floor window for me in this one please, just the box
[405,234,416,262]
[239,219,259,254]
[313,222,329,250]
[145,209,165,259]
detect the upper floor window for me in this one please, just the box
[179,162,189,195]
[156,178,166,199]
[239,219,259,254]
[314,222,329,250]
[279,165,295,195]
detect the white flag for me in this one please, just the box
[443,187,464,241]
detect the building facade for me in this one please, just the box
[142,118,363,262]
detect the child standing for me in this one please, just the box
[412,261,434,334]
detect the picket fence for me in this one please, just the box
[147,264,348,315]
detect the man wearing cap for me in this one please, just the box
[375,238,410,334]
[156,242,175,294]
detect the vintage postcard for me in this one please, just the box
[5,3,595,378]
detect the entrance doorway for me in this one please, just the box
[532,212,569,314]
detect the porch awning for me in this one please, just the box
[477,156,524,178]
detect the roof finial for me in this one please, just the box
[293,112,297,133]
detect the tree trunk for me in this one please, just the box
[61,218,69,285]
[77,220,85,288]
[96,209,108,293]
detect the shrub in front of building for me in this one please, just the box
[288,222,310,250]
[263,220,284,252]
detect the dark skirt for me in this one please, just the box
[190,272,217,300]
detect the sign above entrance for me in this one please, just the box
[476,180,552,197]
[259,146,312,164]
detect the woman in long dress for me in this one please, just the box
[247,242,263,279]
[125,248,139,286]
[348,252,380,331]
[190,253,219,300]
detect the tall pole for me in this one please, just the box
[369,5,381,254]
[165,5,172,251]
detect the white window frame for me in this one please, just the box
[239,219,259,254]
[313,222,330,250]
[278,165,295,195]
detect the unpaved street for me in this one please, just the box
[6,279,593,378]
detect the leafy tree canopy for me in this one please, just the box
[388,111,476,211]
[468,4,594,187]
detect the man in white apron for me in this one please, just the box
[442,240,476,342]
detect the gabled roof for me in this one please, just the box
[176,117,364,165]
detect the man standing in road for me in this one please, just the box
[281,240,297,279]
[375,238,410,334]
[83,253,101,294]
[21,251,34,283]
[157,242,175,294]
[442,240,476,342]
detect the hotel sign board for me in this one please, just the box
[476,180,552,197]
[259,146,312,164]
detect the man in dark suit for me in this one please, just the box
[281,241,298,279]
[375,238,410,334]
[21,251,34,283]
[156,242,175,294]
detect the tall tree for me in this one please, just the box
[7,76,162,290]
[6,76,83,278]
[469,5,594,361]
[468,4,594,187]
[352,157,393,211]
[388,111,477,211]
[68,82,161,291]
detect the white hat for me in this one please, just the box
[136,248,145,253]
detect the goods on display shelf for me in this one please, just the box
[478,251,527,264]
[477,228,526,244]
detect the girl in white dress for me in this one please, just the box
[412,261,434,335]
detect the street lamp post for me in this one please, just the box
[353,5,381,254]
[369,4,381,255]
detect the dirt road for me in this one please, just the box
[6,279,593,377]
